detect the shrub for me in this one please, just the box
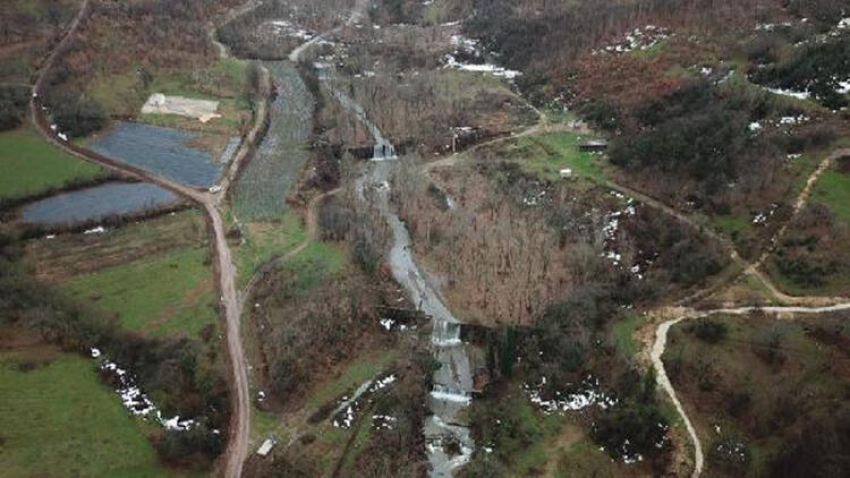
[155,426,224,467]
[693,319,728,344]
[0,85,29,131]
[769,407,850,477]
[750,35,850,109]
[47,87,107,138]
[591,402,670,464]
[609,80,754,192]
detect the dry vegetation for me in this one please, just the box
[393,156,726,325]
[664,312,850,476]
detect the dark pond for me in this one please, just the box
[89,122,221,187]
[21,182,180,225]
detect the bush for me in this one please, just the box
[609,80,756,192]
[693,319,728,344]
[155,426,224,468]
[0,85,29,131]
[591,401,670,464]
[769,407,850,477]
[47,87,107,138]
[750,35,850,109]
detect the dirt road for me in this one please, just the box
[239,187,340,306]
[28,1,270,476]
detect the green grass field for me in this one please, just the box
[305,350,399,411]
[235,213,307,287]
[61,247,217,338]
[0,353,173,478]
[505,132,607,183]
[89,58,250,122]
[812,169,850,224]
[0,126,104,199]
[712,213,750,239]
[663,314,847,476]
[555,441,624,477]
[612,315,646,358]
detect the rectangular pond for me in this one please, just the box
[21,182,181,226]
[89,122,222,188]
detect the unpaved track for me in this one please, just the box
[288,0,370,62]
[28,2,269,476]
[429,78,850,476]
[239,187,340,306]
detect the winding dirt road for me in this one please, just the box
[427,75,850,477]
[27,2,271,476]
[646,148,850,477]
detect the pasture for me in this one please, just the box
[90,58,252,136]
[61,246,217,338]
[26,209,206,283]
[0,126,104,200]
[492,131,607,183]
[663,313,850,476]
[0,351,171,478]
[235,213,306,287]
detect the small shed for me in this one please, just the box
[578,139,608,153]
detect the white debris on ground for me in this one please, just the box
[257,390,266,402]
[779,115,810,126]
[93,348,197,431]
[268,19,314,41]
[838,17,850,30]
[525,375,618,414]
[714,439,748,462]
[764,86,811,100]
[600,192,640,277]
[83,226,106,235]
[748,121,763,132]
[333,405,356,429]
[50,123,70,141]
[379,317,395,330]
[755,22,793,31]
[372,414,397,430]
[523,190,547,206]
[443,54,521,79]
[598,25,671,54]
[332,375,398,429]
[753,203,780,225]
[441,31,522,79]
[369,374,397,392]
[141,93,221,123]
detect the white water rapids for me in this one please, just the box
[365,159,475,476]
[328,77,473,474]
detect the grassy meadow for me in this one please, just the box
[0,126,104,200]
[60,247,217,338]
[0,352,174,478]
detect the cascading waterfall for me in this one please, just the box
[324,63,473,475]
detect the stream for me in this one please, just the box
[291,3,473,472]
[344,105,473,475]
